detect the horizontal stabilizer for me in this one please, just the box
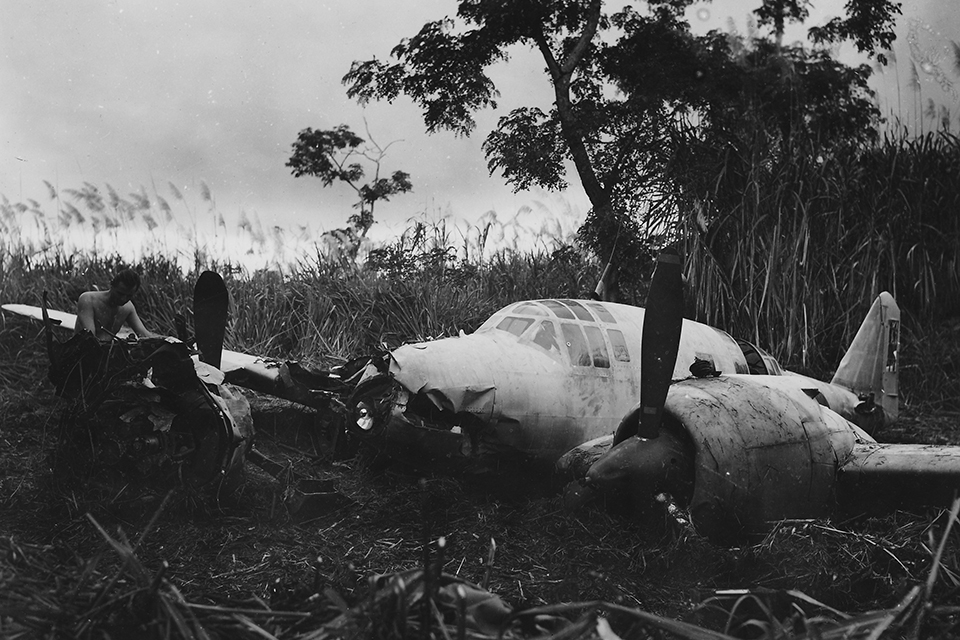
[838,443,960,510]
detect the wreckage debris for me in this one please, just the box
[48,333,252,488]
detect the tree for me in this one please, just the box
[286,124,413,236]
[342,0,900,300]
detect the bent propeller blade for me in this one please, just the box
[637,247,684,439]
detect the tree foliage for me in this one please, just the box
[287,125,413,235]
[343,0,900,301]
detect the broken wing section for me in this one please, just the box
[219,349,357,413]
[837,442,960,513]
[51,335,253,486]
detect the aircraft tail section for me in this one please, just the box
[830,292,900,425]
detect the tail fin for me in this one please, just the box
[831,292,900,425]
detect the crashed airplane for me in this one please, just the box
[348,249,960,544]
[346,253,898,477]
[13,259,960,542]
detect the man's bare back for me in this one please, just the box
[75,269,157,341]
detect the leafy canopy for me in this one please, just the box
[287,125,413,235]
[343,0,900,298]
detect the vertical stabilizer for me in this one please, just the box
[831,292,900,425]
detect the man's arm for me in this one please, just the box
[124,304,160,338]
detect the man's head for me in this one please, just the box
[108,268,141,306]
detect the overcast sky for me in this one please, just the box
[2,1,957,248]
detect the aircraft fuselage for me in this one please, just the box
[351,299,859,472]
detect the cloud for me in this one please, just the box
[1,1,586,235]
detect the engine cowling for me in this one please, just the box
[588,375,860,545]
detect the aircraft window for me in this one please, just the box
[496,316,534,337]
[607,328,631,362]
[736,339,775,374]
[559,299,594,321]
[532,320,560,353]
[562,323,592,367]
[542,300,576,320]
[584,325,610,368]
[510,302,547,316]
[586,302,617,324]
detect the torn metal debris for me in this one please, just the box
[50,333,252,487]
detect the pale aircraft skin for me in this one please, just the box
[574,289,960,545]
[348,296,894,472]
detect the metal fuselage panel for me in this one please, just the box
[740,372,865,426]
[384,300,750,464]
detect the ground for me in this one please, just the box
[2,315,960,639]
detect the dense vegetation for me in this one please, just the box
[679,128,960,374]
[343,0,902,293]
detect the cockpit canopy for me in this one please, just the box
[478,299,785,376]
[477,299,630,369]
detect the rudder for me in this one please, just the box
[830,292,900,426]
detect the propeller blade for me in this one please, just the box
[194,271,229,370]
[636,247,684,439]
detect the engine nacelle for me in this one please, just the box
[663,376,859,544]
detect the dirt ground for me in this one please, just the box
[2,317,960,638]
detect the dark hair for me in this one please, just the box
[111,268,141,290]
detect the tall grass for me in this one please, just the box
[0,206,598,369]
[1,172,599,368]
[222,230,600,364]
[677,129,960,374]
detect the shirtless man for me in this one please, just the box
[75,268,159,341]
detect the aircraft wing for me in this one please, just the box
[838,442,960,510]
[218,350,355,411]
[3,302,354,411]
[2,303,135,338]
